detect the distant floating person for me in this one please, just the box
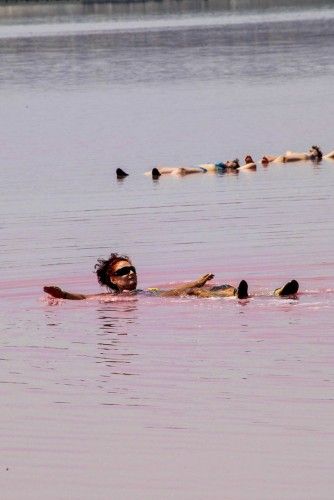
[262,145,323,164]
[147,157,257,178]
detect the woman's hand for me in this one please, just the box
[193,273,214,287]
[43,286,65,299]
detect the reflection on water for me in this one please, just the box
[1,1,334,498]
[96,303,138,378]
[1,0,333,94]
[2,19,333,89]
[0,0,333,23]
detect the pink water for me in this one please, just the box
[1,2,334,499]
[2,240,334,499]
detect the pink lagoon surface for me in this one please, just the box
[1,1,334,499]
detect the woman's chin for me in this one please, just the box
[124,283,137,292]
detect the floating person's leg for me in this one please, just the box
[178,167,208,175]
[151,166,207,177]
[151,166,184,178]
[273,280,299,296]
[191,280,249,299]
[209,283,236,296]
[116,168,129,179]
[199,163,218,172]
[261,155,278,164]
[159,273,214,297]
[324,150,334,159]
[272,155,287,163]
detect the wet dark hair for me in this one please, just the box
[94,253,132,291]
[311,145,322,160]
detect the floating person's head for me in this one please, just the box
[309,145,322,160]
[95,253,137,292]
[244,155,254,164]
[226,158,240,169]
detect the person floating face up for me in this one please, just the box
[43,252,299,301]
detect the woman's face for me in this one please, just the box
[108,259,137,292]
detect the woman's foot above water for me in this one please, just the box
[274,280,299,296]
[237,280,249,299]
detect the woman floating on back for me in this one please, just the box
[43,252,299,301]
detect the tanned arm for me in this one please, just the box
[44,286,91,300]
[159,273,214,297]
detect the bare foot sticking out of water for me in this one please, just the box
[274,280,299,297]
[237,280,249,299]
[116,168,129,179]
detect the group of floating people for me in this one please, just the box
[44,145,334,301]
[44,252,299,301]
[116,145,334,179]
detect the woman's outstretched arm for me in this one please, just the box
[43,285,97,300]
[159,273,214,297]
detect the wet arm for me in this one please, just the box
[43,286,89,300]
[159,273,214,297]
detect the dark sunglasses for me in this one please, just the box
[113,265,136,277]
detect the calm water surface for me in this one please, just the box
[1,1,334,498]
